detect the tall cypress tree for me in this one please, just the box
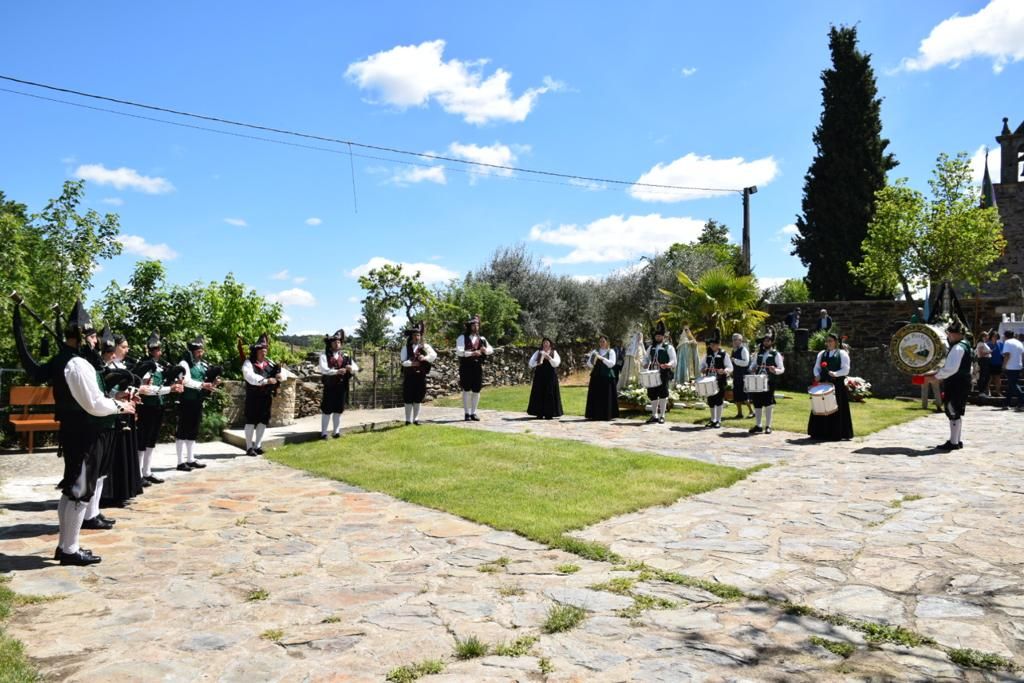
[792,25,897,300]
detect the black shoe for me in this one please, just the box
[955,442,964,450]
[332,433,341,439]
[145,475,164,484]
[96,513,116,525]
[245,447,256,456]
[937,441,956,451]
[713,421,722,429]
[321,434,329,440]
[704,421,715,428]
[413,420,421,426]
[189,460,207,468]
[54,546,94,560]
[81,516,114,530]
[657,417,665,424]
[764,426,773,434]
[465,414,472,421]
[141,478,152,488]
[470,414,480,422]
[646,416,659,425]
[58,548,101,566]
[405,421,411,425]
[255,447,265,455]
[749,426,763,434]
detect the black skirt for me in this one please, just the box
[58,418,113,503]
[244,387,273,425]
[403,370,428,404]
[585,365,619,420]
[176,399,203,440]
[137,403,163,449]
[459,358,484,393]
[102,415,144,504]
[321,379,349,414]
[527,362,563,418]
[807,379,854,441]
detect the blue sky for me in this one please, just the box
[2,1,1022,335]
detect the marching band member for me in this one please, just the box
[319,329,357,439]
[456,315,493,421]
[644,321,677,424]
[585,335,619,420]
[401,321,436,425]
[175,335,217,471]
[731,333,754,419]
[135,331,182,484]
[929,320,971,451]
[242,334,279,456]
[808,332,852,441]
[99,329,144,508]
[700,331,732,429]
[526,337,563,420]
[749,330,785,434]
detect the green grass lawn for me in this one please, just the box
[434,385,926,437]
[269,425,759,560]
[0,575,42,683]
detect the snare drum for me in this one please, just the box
[808,383,838,416]
[696,375,720,398]
[743,373,769,393]
[639,369,663,389]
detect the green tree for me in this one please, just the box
[357,263,433,327]
[660,266,768,340]
[354,297,392,348]
[427,280,521,346]
[850,153,1006,299]
[762,278,811,304]
[792,25,897,300]
[697,218,730,246]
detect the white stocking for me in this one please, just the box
[186,440,195,463]
[404,404,414,422]
[754,407,763,427]
[138,450,146,477]
[59,496,88,553]
[255,424,266,448]
[658,398,668,417]
[176,439,185,465]
[471,392,482,415]
[143,448,154,477]
[331,414,341,435]
[244,424,255,449]
[86,477,104,519]
[765,405,774,427]
[320,413,330,436]
[413,403,421,421]
[462,392,471,413]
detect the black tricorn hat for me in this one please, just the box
[704,329,722,345]
[146,330,162,349]
[250,333,269,350]
[946,319,966,334]
[404,320,425,337]
[187,335,205,351]
[325,329,345,343]
[66,300,95,336]
[99,325,116,353]
[651,320,667,337]
[466,314,481,326]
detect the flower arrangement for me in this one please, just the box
[617,381,710,412]
[845,376,872,401]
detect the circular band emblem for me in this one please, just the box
[889,324,948,375]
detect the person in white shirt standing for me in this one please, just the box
[1001,330,1024,411]
[400,321,436,425]
[928,320,972,450]
[645,321,678,425]
[241,334,281,456]
[319,329,358,438]
[456,315,494,421]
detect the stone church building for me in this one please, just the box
[987,117,1024,298]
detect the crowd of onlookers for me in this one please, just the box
[976,329,1024,410]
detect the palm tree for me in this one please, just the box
[660,266,768,339]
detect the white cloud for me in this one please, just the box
[345,39,562,125]
[629,153,779,202]
[680,67,698,77]
[74,164,174,194]
[570,274,601,283]
[778,224,799,236]
[390,164,448,186]
[758,276,790,291]
[448,141,520,180]
[100,197,124,206]
[347,295,361,303]
[266,288,317,307]
[271,269,289,280]
[347,257,459,284]
[531,214,705,264]
[305,217,322,226]
[970,145,1002,184]
[224,218,247,227]
[568,178,608,192]
[292,276,307,284]
[898,0,1024,74]
[118,235,178,260]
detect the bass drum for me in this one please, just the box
[889,324,950,375]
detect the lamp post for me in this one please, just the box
[741,186,757,275]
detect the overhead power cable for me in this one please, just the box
[0,74,742,196]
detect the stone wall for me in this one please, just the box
[766,298,1011,347]
[987,183,1024,299]
[220,379,298,428]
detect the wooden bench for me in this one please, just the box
[8,386,59,454]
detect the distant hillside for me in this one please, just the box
[278,334,322,348]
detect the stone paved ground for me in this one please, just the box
[0,406,1022,681]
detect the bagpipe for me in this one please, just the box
[408,346,432,376]
[9,291,64,384]
[130,357,187,388]
[464,336,490,364]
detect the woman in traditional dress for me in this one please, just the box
[585,336,619,420]
[808,332,854,441]
[400,321,436,425]
[527,338,563,419]
[101,330,144,507]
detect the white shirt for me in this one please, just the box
[65,356,120,417]
[813,349,848,379]
[456,334,494,358]
[646,343,678,370]
[753,348,786,375]
[401,344,437,366]
[528,350,561,368]
[975,341,991,360]
[242,359,275,386]
[700,350,734,375]
[319,350,359,375]
[730,345,750,368]
[178,358,204,390]
[1003,338,1024,371]
[587,348,616,368]
[935,341,968,380]
[138,362,173,397]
